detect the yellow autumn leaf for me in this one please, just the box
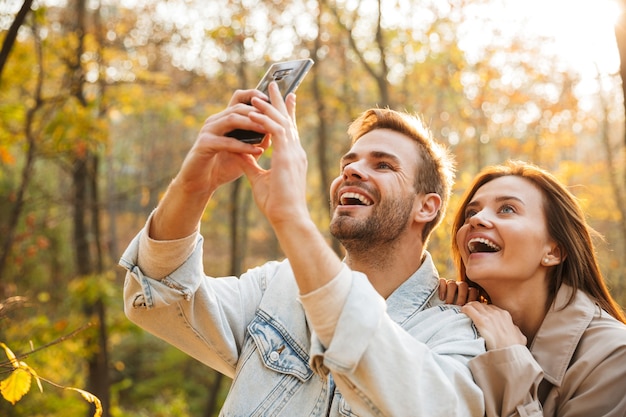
[0,342,20,368]
[67,387,103,417]
[0,367,32,405]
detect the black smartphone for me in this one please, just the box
[226,58,314,144]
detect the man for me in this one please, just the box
[120,82,485,416]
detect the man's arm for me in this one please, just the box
[150,88,269,241]
[327,299,485,416]
[121,88,277,376]
[240,82,344,294]
[121,232,273,378]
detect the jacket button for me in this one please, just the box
[269,351,280,362]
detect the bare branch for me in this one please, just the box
[0,0,34,84]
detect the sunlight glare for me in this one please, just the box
[527,0,621,74]
[451,0,620,77]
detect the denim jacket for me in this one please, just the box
[120,232,485,416]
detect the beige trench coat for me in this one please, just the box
[469,285,626,417]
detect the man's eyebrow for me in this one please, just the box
[340,150,402,165]
[340,152,357,164]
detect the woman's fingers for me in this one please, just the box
[438,279,476,305]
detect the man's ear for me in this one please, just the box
[414,193,442,223]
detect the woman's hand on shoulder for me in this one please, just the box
[461,302,527,350]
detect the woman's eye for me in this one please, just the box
[499,205,515,214]
[465,209,477,219]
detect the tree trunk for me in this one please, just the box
[597,70,626,292]
[612,3,626,296]
[72,153,111,417]
[312,0,342,256]
[615,2,626,185]
[65,0,111,414]
[0,18,43,299]
[204,373,225,417]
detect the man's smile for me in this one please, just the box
[339,191,373,206]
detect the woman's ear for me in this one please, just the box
[544,245,566,266]
[414,193,442,223]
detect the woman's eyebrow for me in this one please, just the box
[466,195,525,208]
[495,195,525,205]
[465,200,480,210]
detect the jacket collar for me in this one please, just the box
[530,285,595,386]
[385,250,439,325]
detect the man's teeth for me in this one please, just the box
[468,237,501,253]
[340,192,373,206]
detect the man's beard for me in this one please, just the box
[329,196,414,250]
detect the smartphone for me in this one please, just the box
[226,58,314,144]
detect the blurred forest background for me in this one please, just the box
[1,0,626,415]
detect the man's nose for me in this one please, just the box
[343,162,367,180]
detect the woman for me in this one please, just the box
[450,160,626,417]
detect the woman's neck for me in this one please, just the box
[487,282,551,346]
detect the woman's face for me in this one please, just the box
[455,175,557,293]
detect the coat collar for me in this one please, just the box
[530,285,595,386]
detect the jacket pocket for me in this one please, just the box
[219,314,323,416]
[248,313,313,382]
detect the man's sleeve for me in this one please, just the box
[119,228,268,378]
[302,271,486,417]
[136,211,198,279]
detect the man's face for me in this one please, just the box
[329,129,421,246]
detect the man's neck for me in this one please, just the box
[344,239,425,299]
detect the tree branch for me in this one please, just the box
[0,0,34,84]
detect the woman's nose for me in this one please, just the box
[468,209,491,228]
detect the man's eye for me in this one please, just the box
[377,162,392,169]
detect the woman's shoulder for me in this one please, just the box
[540,287,626,369]
[574,296,626,363]
[585,307,626,343]
[575,288,626,339]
